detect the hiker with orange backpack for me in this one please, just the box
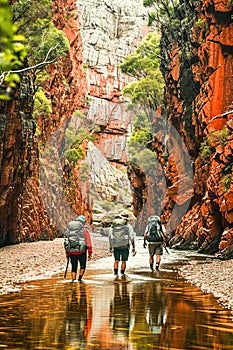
[64,215,92,282]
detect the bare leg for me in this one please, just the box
[114,260,119,276]
[71,272,76,281]
[156,255,161,270]
[78,268,85,281]
[149,255,154,270]
[121,261,126,275]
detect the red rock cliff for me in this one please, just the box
[158,0,233,258]
[0,0,88,245]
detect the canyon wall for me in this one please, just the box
[0,0,87,245]
[158,0,233,258]
[0,0,149,245]
[76,0,150,222]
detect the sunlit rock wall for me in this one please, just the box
[77,0,148,101]
[159,0,233,258]
[76,0,149,220]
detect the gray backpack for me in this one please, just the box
[109,218,130,248]
[64,221,86,253]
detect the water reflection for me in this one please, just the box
[65,283,92,348]
[0,267,233,349]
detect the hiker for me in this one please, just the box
[109,216,136,278]
[64,215,92,282]
[143,215,166,271]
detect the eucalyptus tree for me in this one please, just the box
[0,0,69,100]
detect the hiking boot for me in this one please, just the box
[156,264,159,271]
[150,264,154,271]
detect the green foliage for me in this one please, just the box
[120,33,161,79]
[65,126,94,165]
[12,0,69,65]
[222,173,232,193]
[122,70,164,111]
[195,18,205,27]
[199,127,230,162]
[33,87,52,117]
[200,139,211,160]
[99,200,114,211]
[208,126,229,144]
[73,110,86,119]
[130,148,157,174]
[120,33,164,123]
[143,0,179,28]
[65,147,85,163]
[0,0,27,99]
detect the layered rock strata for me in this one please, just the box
[158,0,233,258]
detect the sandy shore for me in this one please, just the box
[0,236,233,315]
[0,234,110,295]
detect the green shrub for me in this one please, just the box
[200,139,211,160]
[222,174,232,193]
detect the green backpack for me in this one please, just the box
[146,215,163,243]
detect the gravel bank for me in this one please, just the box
[179,259,233,313]
[1,237,233,316]
[0,234,110,295]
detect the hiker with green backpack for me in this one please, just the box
[143,215,167,271]
[109,216,136,278]
[64,215,92,282]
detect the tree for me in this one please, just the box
[0,0,27,99]
[120,32,164,123]
[12,0,69,66]
[0,0,70,100]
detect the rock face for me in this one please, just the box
[76,0,150,225]
[77,0,149,163]
[77,0,148,101]
[156,0,233,258]
[0,0,148,245]
[0,0,87,245]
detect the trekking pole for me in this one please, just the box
[164,245,170,254]
[64,255,69,278]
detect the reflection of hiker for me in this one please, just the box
[109,217,135,277]
[64,215,92,282]
[110,282,131,336]
[145,281,167,337]
[143,215,166,271]
[65,284,92,347]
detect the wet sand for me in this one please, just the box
[0,235,110,295]
[0,236,233,315]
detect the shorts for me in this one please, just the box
[69,252,87,272]
[148,243,163,256]
[113,247,129,261]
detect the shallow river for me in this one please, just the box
[1,238,233,349]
